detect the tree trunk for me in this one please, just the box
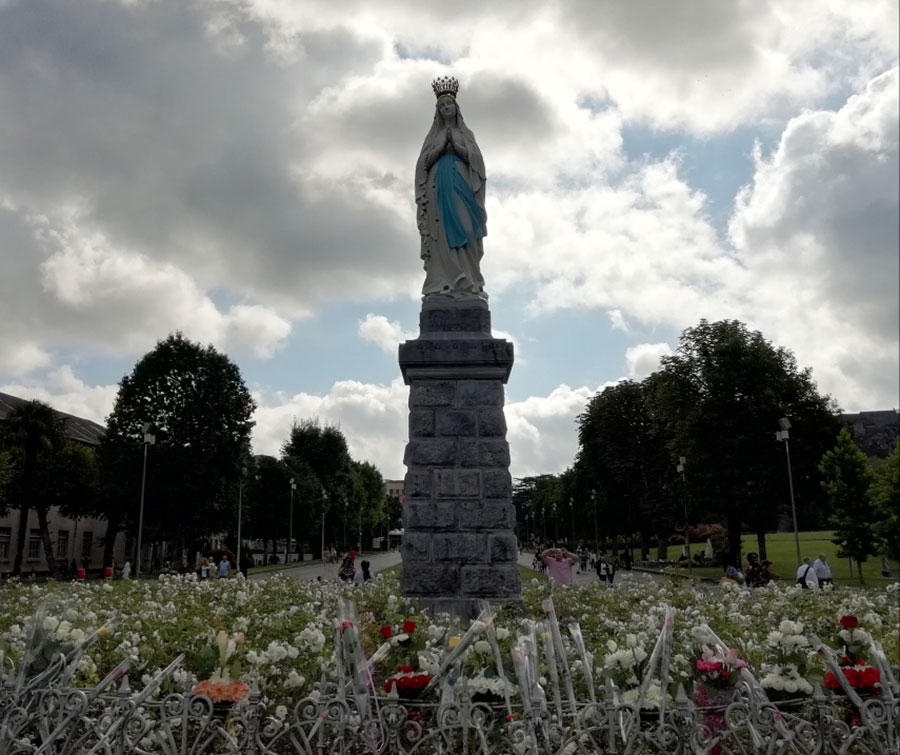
[858,559,865,585]
[726,510,743,569]
[655,528,669,561]
[12,505,29,576]
[103,514,122,569]
[37,507,56,578]
[639,526,652,561]
[755,530,768,561]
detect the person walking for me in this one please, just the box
[812,553,833,588]
[198,557,211,580]
[120,560,131,580]
[596,556,609,584]
[606,555,617,586]
[745,552,770,587]
[217,556,231,579]
[795,557,819,589]
[540,547,578,586]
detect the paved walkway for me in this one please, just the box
[248,550,402,582]
[250,549,661,588]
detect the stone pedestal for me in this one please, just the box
[398,298,522,617]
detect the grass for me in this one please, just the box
[656,530,897,584]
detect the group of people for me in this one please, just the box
[336,547,374,585]
[537,546,621,587]
[795,554,834,589]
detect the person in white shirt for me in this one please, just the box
[812,553,833,587]
[795,558,819,589]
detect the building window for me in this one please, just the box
[0,527,10,560]
[82,531,93,561]
[28,529,42,560]
[56,530,69,559]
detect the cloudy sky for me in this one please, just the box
[1,0,897,480]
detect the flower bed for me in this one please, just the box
[0,572,896,713]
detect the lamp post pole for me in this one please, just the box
[320,489,327,562]
[552,501,558,543]
[569,497,575,547]
[776,418,801,566]
[343,499,348,552]
[285,478,295,565]
[236,465,246,569]
[135,424,155,579]
[677,456,690,577]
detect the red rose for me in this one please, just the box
[403,620,417,634]
[843,668,860,688]
[860,667,881,689]
[839,615,859,629]
[721,671,730,679]
[397,665,413,673]
[839,656,852,666]
[380,625,393,640]
[824,672,841,690]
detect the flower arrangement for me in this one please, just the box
[759,619,816,700]
[379,620,433,696]
[823,615,881,695]
[693,643,747,690]
[190,630,249,704]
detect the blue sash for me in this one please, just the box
[436,153,485,248]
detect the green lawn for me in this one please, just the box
[656,530,897,584]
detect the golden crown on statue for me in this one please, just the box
[432,75,459,98]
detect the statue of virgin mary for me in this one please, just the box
[415,76,488,299]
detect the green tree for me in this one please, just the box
[349,460,385,551]
[99,333,255,565]
[870,440,899,561]
[244,455,293,564]
[575,380,675,559]
[0,400,66,575]
[649,320,840,564]
[281,419,354,558]
[819,428,877,583]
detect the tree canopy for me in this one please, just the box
[98,333,255,560]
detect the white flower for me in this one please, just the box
[607,640,618,653]
[473,640,491,656]
[275,705,288,720]
[43,616,60,632]
[284,670,305,689]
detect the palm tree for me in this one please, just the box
[0,400,65,575]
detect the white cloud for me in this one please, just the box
[625,343,673,380]
[0,367,118,425]
[607,309,630,333]
[730,67,899,410]
[358,314,417,354]
[0,343,52,376]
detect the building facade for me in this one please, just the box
[0,392,127,577]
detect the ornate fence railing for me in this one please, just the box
[1,596,897,754]
[1,679,898,754]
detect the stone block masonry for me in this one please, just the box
[398,298,522,617]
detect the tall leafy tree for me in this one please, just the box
[869,440,899,562]
[281,420,354,559]
[349,460,386,550]
[0,400,65,574]
[244,455,294,564]
[650,320,840,563]
[575,381,675,558]
[820,428,878,582]
[99,333,255,564]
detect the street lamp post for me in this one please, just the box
[552,501,558,543]
[677,456,690,577]
[343,499,348,552]
[236,465,246,569]
[776,418,801,566]
[569,497,575,547]
[285,477,296,565]
[320,490,327,562]
[135,423,156,579]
